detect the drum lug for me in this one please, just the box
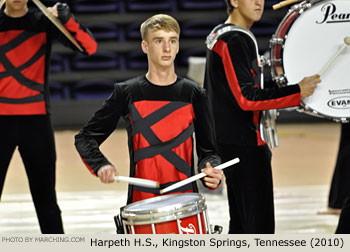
[336,118,349,123]
[273,75,287,85]
[260,55,270,67]
[270,37,284,46]
[210,225,223,234]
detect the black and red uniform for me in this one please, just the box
[75,76,221,204]
[328,123,350,209]
[0,6,97,233]
[204,24,301,233]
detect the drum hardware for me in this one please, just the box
[119,193,211,234]
[273,75,287,86]
[260,55,271,67]
[270,37,285,45]
[335,118,349,123]
[114,214,125,234]
[211,225,223,234]
[260,109,279,149]
[160,158,240,194]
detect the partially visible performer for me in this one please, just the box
[204,0,321,233]
[327,123,350,214]
[0,0,97,233]
[75,14,223,204]
[335,196,350,234]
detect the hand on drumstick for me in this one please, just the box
[47,3,59,17]
[298,74,321,98]
[201,162,223,188]
[97,164,118,183]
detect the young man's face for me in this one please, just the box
[142,29,179,69]
[232,0,264,23]
[6,0,28,11]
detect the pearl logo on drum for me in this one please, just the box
[179,221,197,234]
[327,97,350,109]
[316,3,350,24]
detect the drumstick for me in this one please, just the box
[114,176,160,189]
[0,0,5,10]
[319,37,350,77]
[273,0,301,10]
[32,0,83,52]
[160,158,240,194]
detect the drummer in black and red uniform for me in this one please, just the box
[0,0,97,233]
[204,0,321,234]
[75,14,223,204]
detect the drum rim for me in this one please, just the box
[270,0,350,121]
[121,193,207,225]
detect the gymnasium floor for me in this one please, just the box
[0,123,342,234]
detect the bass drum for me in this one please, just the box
[270,0,350,122]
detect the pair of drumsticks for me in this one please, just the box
[114,158,240,194]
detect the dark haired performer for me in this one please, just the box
[0,0,97,233]
[204,0,320,233]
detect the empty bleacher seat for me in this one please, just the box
[70,80,115,99]
[126,0,176,12]
[125,22,142,40]
[71,52,120,70]
[86,23,120,42]
[49,81,69,100]
[176,48,206,67]
[178,0,225,10]
[70,0,122,13]
[181,20,222,38]
[125,51,147,70]
[265,0,280,8]
[50,54,70,73]
[251,19,279,36]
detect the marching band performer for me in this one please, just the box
[0,0,97,233]
[75,14,223,205]
[204,0,320,233]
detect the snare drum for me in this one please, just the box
[270,0,350,122]
[121,193,210,234]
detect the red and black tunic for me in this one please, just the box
[75,76,221,204]
[204,23,301,146]
[0,9,97,115]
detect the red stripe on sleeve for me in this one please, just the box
[253,111,266,146]
[80,157,98,176]
[64,17,97,55]
[213,40,301,111]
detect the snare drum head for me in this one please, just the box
[122,193,206,225]
[283,0,350,120]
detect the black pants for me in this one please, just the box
[0,115,64,234]
[335,197,350,234]
[328,123,350,209]
[218,144,274,234]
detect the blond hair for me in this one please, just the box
[140,14,180,40]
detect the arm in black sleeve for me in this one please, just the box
[220,33,301,110]
[192,86,221,187]
[74,85,123,175]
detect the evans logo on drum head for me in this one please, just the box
[327,97,350,109]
